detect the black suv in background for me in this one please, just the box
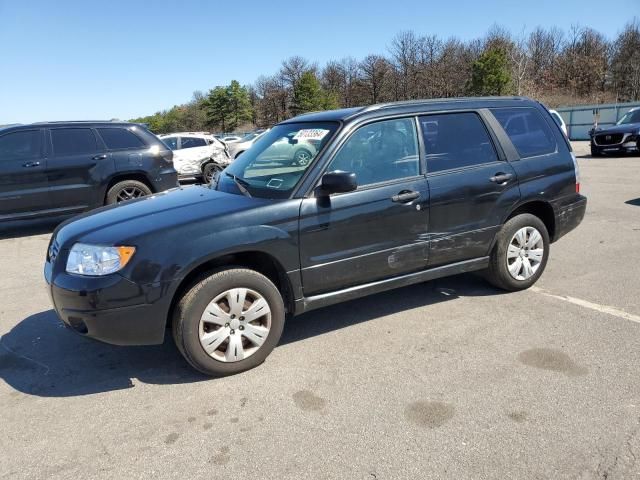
[45,97,586,377]
[0,121,177,221]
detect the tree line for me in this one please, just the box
[131,20,640,133]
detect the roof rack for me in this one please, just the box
[347,96,528,119]
[30,119,125,125]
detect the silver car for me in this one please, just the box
[228,130,269,159]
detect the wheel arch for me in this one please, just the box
[504,200,556,241]
[166,250,295,331]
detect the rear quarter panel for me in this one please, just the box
[489,105,578,230]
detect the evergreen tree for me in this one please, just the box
[292,71,325,115]
[468,47,512,95]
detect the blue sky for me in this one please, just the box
[0,0,637,123]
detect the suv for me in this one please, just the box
[159,133,231,183]
[589,107,640,156]
[45,97,586,376]
[0,121,177,221]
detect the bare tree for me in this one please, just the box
[359,55,391,104]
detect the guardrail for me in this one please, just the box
[555,101,640,140]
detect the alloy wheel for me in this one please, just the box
[116,186,146,202]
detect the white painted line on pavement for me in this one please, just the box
[530,286,640,325]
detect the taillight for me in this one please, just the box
[570,152,580,193]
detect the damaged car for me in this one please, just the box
[159,133,231,183]
[590,107,640,156]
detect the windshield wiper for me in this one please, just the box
[225,172,252,198]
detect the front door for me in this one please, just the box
[299,117,430,296]
[0,128,49,219]
[418,111,521,267]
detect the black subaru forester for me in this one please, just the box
[45,97,586,376]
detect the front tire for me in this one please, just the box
[292,148,312,166]
[485,214,550,291]
[590,143,602,157]
[172,268,285,376]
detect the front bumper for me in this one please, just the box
[553,194,587,242]
[45,261,171,346]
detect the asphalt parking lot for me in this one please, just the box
[1,142,639,480]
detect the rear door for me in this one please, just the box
[299,117,430,295]
[47,127,109,211]
[420,111,521,267]
[96,126,149,181]
[0,128,49,219]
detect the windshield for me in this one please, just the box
[617,109,640,125]
[217,122,339,199]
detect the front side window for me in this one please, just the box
[327,117,419,186]
[51,128,97,156]
[0,130,40,160]
[491,107,556,158]
[97,128,145,150]
[162,136,178,150]
[220,122,338,199]
[419,112,498,173]
[180,137,207,149]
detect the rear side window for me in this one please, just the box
[51,128,97,156]
[419,112,498,173]
[97,128,145,150]
[490,107,556,158]
[181,137,207,149]
[0,130,40,160]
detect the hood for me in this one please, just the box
[593,123,640,135]
[54,186,270,247]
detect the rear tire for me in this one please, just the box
[172,268,285,377]
[485,214,550,291]
[105,180,152,205]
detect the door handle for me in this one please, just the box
[22,161,40,168]
[92,154,107,160]
[490,172,513,184]
[391,190,420,203]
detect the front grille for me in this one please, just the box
[595,133,623,145]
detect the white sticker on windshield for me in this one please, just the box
[293,129,330,141]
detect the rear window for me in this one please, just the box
[491,107,556,158]
[51,128,97,156]
[0,130,40,160]
[97,128,145,150]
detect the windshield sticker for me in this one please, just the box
[293,129,330,141]
[266,178,284,189]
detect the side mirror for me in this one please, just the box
[318,171,357,195]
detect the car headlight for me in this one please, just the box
[66,243,136,276]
